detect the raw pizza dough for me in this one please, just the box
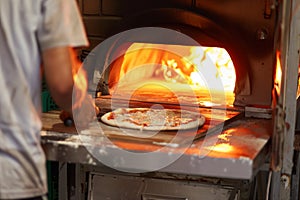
[101,108,205,131]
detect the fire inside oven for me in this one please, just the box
[107,42,236,107]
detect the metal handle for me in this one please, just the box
[141,193,188,200]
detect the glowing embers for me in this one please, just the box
[205,143,234,153]
[108,43,236,106]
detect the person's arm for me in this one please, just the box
[42,46,77,113]
[42,46,99,127]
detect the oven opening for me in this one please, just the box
[106,42,236,107]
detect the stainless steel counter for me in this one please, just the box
[41,110,271,180]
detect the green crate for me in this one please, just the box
[41,91,59,112]
[46,161,59,200]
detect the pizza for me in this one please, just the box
[100,108,205,131]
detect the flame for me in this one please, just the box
[109,43,236,105]
[73,70,87,108]
[72,55,88,109]
[159,46,236,92]
[274,50,282,94]
[191,47,235,92]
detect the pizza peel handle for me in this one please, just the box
[59,104,101,127]
[59,110,74,127]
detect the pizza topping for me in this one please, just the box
[123,119,148,127]
[107,112,115,120]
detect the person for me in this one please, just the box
[0,0,98,199]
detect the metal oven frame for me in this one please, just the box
[40,0,300,199]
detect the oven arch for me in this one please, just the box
[106,8,252,106]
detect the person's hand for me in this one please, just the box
[73,94,100,129]
[59,94,100,129]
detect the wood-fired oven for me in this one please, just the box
[85,0,279,107]
[41,0,300,199]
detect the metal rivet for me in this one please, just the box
[281,174,290,189]
[257,28,269,40]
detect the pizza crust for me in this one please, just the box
[101,108,205,131]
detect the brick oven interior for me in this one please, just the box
[77,0,278,107]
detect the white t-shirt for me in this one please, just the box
[0,0,88,198]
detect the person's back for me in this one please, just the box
[0,0,91,199]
